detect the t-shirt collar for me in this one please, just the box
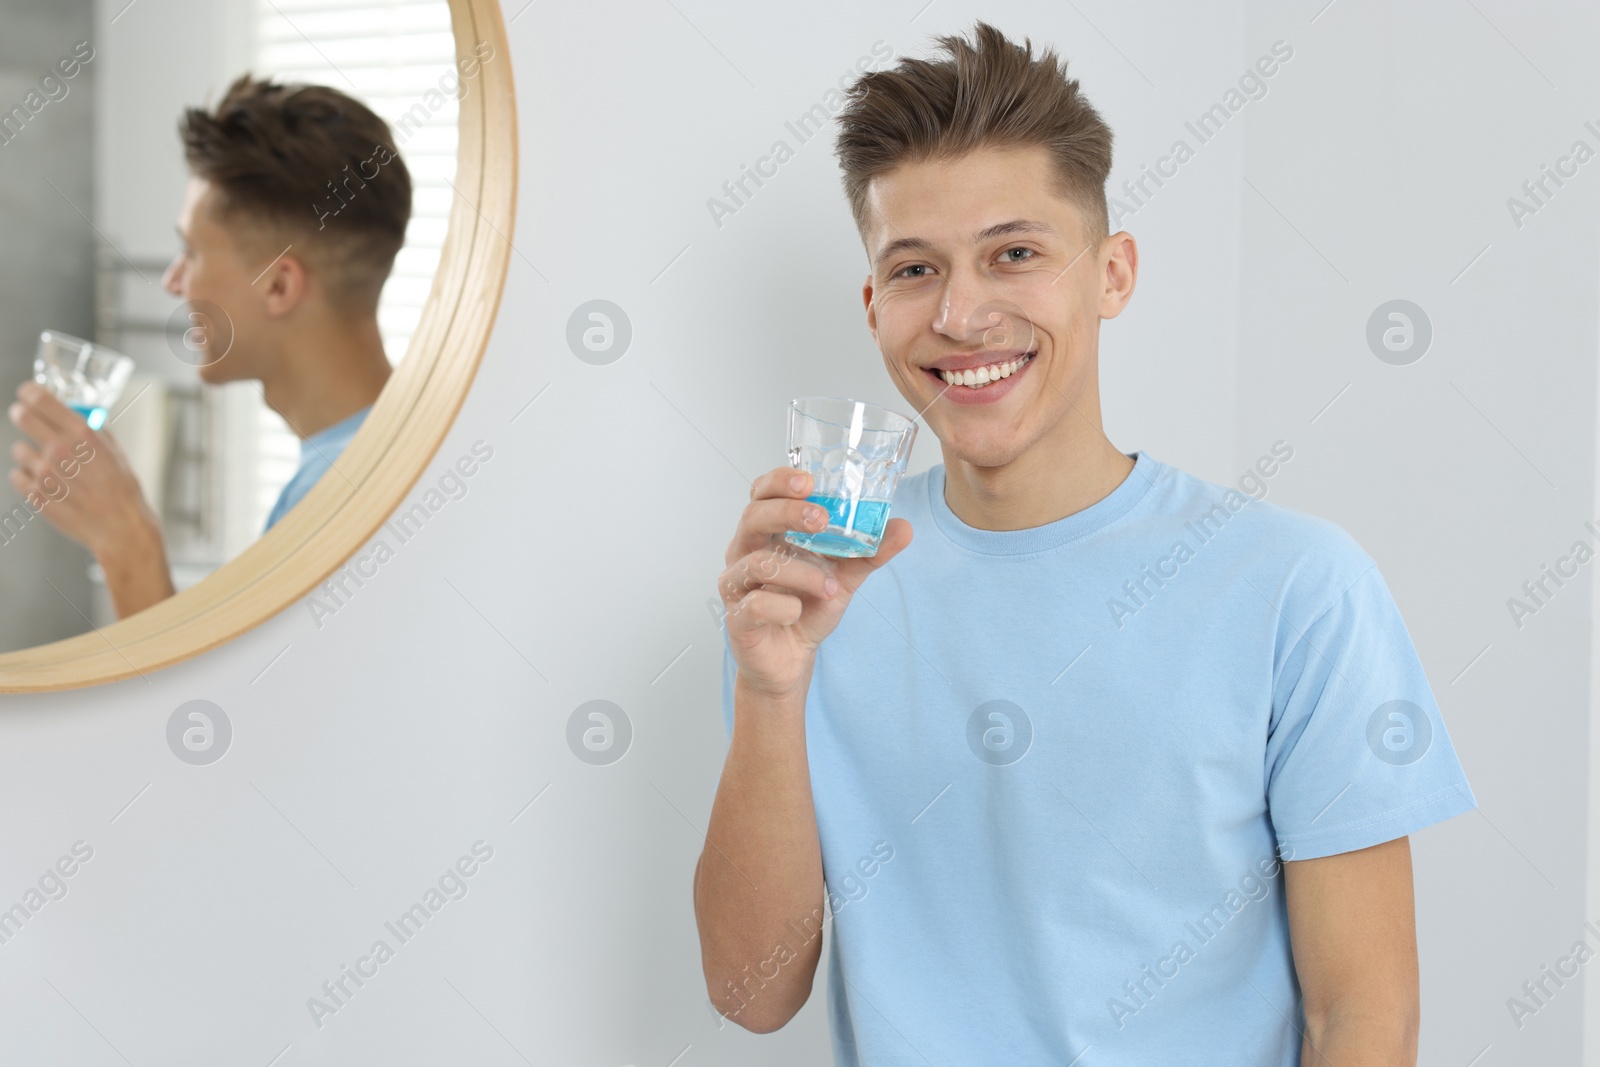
[927,450,1161,555]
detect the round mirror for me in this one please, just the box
[0,0,514,689]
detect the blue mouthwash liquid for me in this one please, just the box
[70,403,107,430]
[786,494,892,558]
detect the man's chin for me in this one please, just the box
[195,358,238,385]
[936,416,1034,464]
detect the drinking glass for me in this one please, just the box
[784,396,917,558]
[33,330,135,430]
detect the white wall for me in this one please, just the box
[1235,1,1594,1062]
[0,1,1585,1064]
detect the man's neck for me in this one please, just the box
[259,316,392,440]
[940,420,1135,532]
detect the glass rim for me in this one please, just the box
[38,329,92,353]
[36,330,135,370]
[789,394,917,435]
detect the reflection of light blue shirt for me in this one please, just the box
[263,405,371,532]
[720,450,1476,1064]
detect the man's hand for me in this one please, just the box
[7,380,176,618]
[718,466,913,701]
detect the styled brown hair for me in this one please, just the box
[179,74,411,313]
[834,21,1113,248]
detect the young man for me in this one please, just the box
[6,75,408,620]
[697,21,1474,1065]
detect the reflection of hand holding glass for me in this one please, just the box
[7,377,175,618]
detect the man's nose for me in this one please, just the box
[930,267,999,346]
[161,254,184,297]
[931,271,1034,356]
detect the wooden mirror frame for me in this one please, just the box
[0,0,516,692]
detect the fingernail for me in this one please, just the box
[808,506,825,525]
[790,474,806,492]
[824,576,838,595]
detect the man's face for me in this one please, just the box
[862,143,1129,469]
[161,177,270,384]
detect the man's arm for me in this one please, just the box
[96,518,178,618]
[693,671,827,1033]
[1284,835,1420,1065]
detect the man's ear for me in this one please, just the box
[260,251,311,318]
[1098,232,1137,320]
[862,274,877,342]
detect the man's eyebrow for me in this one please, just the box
[873,218,1059,268]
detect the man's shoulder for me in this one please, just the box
[263,406,372,532]
[1154,458,1377,595]
[318,404,373,447]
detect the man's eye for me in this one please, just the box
[1003,247,1036,262]
[895,264,928,279]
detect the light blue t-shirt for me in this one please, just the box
[262,405,371,532]
[719,449,1476,1065]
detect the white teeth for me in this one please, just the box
[940,353,1031,387]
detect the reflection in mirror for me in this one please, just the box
[0,0,474,653]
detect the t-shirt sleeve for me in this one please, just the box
[1265,561,1477,861]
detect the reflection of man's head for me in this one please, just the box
[162,75,413,383]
